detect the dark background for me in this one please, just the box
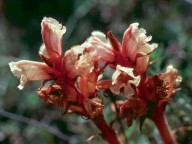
[0,0,192,143]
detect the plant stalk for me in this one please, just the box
[150,106,178,144]
[92,114,121,144]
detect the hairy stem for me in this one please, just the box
[150,106,178,144]
[92,114,121,144]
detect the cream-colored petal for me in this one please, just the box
[122,22,157,64]
[39,43,48,57]
[75,53,94,74]
[165,65,182,86]
[9,60,54,90]
[110,65,140,97]
[82,31,115,63]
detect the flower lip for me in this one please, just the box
[9,60,54,90]
[110,65,140,97]
[122,22,158,64]
[42,17,66,33]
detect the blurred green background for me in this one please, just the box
[0,0,192,143]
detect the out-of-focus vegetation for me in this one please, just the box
[0,0,192,143]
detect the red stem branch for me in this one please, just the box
[150,106,178,144]
[92,114,121,144]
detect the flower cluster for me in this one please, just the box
[9,17,182,144]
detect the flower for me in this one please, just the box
[121,23,157,63]
[143,65,182,103]
[120,98,148,126]
[9,17,105,119]
[9,17,86,111]
[83,23,158,74]
[9,17,88,87]
[82,31,115,63]
[159,65,182,98]
[110,65,140,97]
[9,17,67,89]
[112,23,158,74]
[77,64,105,118]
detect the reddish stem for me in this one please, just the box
[92,114,121,144]
[150,106,178,144]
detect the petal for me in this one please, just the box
[122,23,157,63]
[41,17,66,60]
[63,45,84,79]
[9,60,54,90]
[82,31,115,63]
[122,23,139,62]
[160,65,182,98]
[78,71,99,98]
[135,55,149,74]
[164,65,182,86]
[110,65,140,97]
[39,43,48,57]
[75,53,95,74]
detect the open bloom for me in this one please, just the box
[159,65,182,98]
[9,17,105,119]
[9,17,84,110]
[143,65,182,103]
[117,65,182,127]
[110,65,140,97]
[9,17,85,89]
[82,31,115,63]
[9,17,67,89]
[82,23,158,74]
[121,23,158,74]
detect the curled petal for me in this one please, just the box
[160,65,182,98]
[110,65,140,97]
[122,23,157,63]
[37,83,77,108]
[9,60,54,90]
[41,17,66,60]
[164,65,182,86]
[82,31,115,63]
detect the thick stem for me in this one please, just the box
[92,114,121,144]
[150,106,178,144]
